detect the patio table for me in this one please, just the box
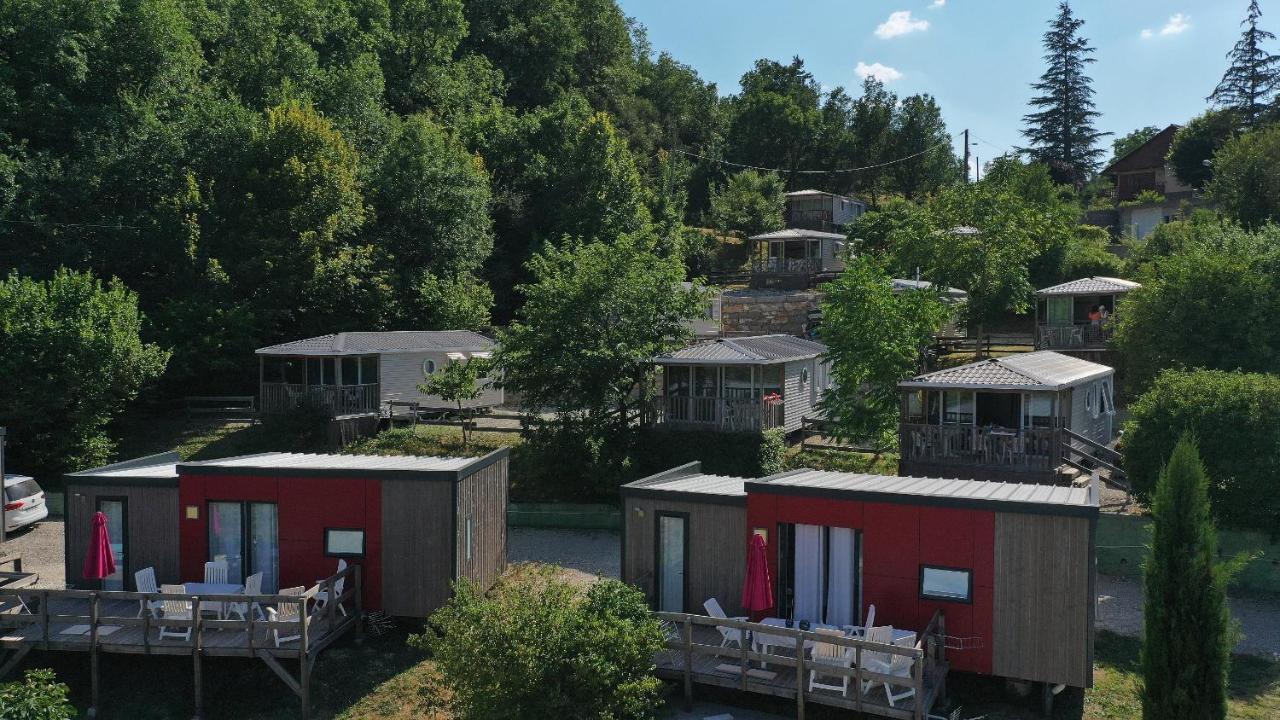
[182,582,243,621]
[752,617,842,668]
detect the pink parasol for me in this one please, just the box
[83,511,117,581]
[741,532,774,620]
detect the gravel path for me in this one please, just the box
[0,518,65,588]
[507,527,621,587]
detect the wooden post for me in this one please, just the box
[40,590,49,650]
[89,593,100,719]
[795,629,805,720]
[301,655,312,720]
[193,596,204,720]
[681,615,693,711]
[353,565,363,640]
[142,595,151,653]
[854,645,862,713]
[326,576,336,629]
[739,625,748,690]
[912,644,925,720]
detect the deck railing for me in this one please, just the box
[752,257,826,275]
[1036,323,1111,350]
[654,610,947,720]
[654,395,785,431]
[260,382,380,416]
[900,424,1060,471]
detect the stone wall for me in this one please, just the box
[720,289,821,337]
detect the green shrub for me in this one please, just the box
[0,669,75,720]
[414,566,665,719]
[758,428,787,476]
[1123,370,1280,531]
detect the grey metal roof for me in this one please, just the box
[256,331,494,356]
[891,279,969,301]
[181,452,475,473]
[1035,276,1141,297]
[901,351,1113,391]
[628,472,748,498]
[748,228,848,241]
[655,335,827,365]
[68,451,181,481]
[749,469,1096,515]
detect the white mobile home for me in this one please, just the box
[256,331,502,416]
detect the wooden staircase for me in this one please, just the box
[1059,428,1131,497]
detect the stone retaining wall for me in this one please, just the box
[720,289,821,337]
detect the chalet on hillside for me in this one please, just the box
[748,228,848,289]
[650,335,831,433]
[1034,276,1140,351]
[784,189,867,233]
[256,330,501,417]
[1098,124,1205,239]
[898,351,1117,483]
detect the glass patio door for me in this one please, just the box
[97,498,127,590]
[656,514,687,612]
[209,501,279,591]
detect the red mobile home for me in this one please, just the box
[66,449,509,618]
[623,465,1098,694]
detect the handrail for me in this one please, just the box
[1060,427,1121,460]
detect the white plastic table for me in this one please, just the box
[182,582,243,620]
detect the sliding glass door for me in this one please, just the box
[656,513,688,612]
[97,498,127,591]
[777,523,862,627]
[209,502,279,592]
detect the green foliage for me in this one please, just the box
[418,356,495,448]
[409,272,494,331]
[1207,123,1280,228]
[1110,126,1161,165]
[1117,189,1166,208]
[1207,0,1280,128]
[758,428,787,476]
[706,170,785,238]
[1113,222,1280,394]
[1168,110,1237,189]
[497,236,704,425]
[1140,436,1239,720]
[414,567,665,719]
[549,112,653,242]
[0,269,169,480]
[1020,2,1108,187]
[0,669,74,720]
[1124,371,1280,532]
[818,256,948,447]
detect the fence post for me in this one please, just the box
[89,592,100,718]
[739,624,748,690]
[912,644,925,720]
[353,564,364,639]
[682,615,693,711]
[193,596,204,720]
[795,629,805,720]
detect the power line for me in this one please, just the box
[668,135,956,175]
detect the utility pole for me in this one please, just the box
[0,427,6,545]
[962,129,970,183]
[975,155,981,182]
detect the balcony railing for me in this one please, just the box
[653,395,785,432]
[752,258,825,275]
[260,382,380,416]
[900,423,1060,471]
[1036,323,1111,350]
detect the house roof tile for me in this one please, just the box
[256,331,494,356]
[655,335,827,365]
[901,351,1113,390]
[1035,276,1141,297]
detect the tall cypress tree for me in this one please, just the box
[1140,435,1238,720]
[1208,0,1280,128]
[1020,2,1108,188]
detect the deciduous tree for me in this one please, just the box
[706,170,785,238]
[1206,123,1280,228]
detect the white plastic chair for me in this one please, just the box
[227,572,265,623]
[808,627,856,696]
[861,627,919,707]
[203,560,228,584]
[157,584,193,641]
[703,597,748,649]
[266,587,306,647]
[314,559,347,617]
[134,567,163,618]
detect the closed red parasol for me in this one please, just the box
[83,511,117,581]
[741,532,774,619]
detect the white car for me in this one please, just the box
[4,474,49,533]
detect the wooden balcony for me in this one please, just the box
[260,382,380,417]
[653,395,785,432]
[752,257,827,275]
[1036,324,1111,350]
[899,424,1061,473]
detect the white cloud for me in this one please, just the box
[1141,13,1190,39]
[930,0,946,8]
[875,10,929,39]
[856,61,903,83]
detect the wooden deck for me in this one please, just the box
[0,558,360,718]
[656,612,949,720]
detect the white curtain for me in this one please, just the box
[825,528,857,626]
[793,524,826,624]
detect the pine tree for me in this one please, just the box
[1020,2,1108,188]
[1140,435,1238,720]
[1208,0,1280,128]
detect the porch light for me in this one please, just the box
[753,527,768,544]
[185,506,199,520]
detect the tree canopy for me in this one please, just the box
[1206,123,1280,228]
[1207,0,1280,128]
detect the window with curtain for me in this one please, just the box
[788,524,861,627]
[1023,393,1055,428]
[943,390,974,424]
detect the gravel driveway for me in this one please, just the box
[0,517,65,588]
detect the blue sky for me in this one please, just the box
[617,0,1258,170]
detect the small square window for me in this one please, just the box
[920,565,972,603]
[325,528,366,558]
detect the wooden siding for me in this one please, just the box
[622,497,747,616]
[1067,381,1114,446]
[992,512,1093,687]
[782,360,810,432]
[380,479,453,617]
[378,351,503,409]
[65,484,180,590]
[455,458,508,593]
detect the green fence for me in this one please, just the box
[507,503,621,531]
[1097,513,1280,596]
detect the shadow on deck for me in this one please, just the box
[656,612,949,720]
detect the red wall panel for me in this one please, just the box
[744,492,995,676]
[178,472,383,611]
